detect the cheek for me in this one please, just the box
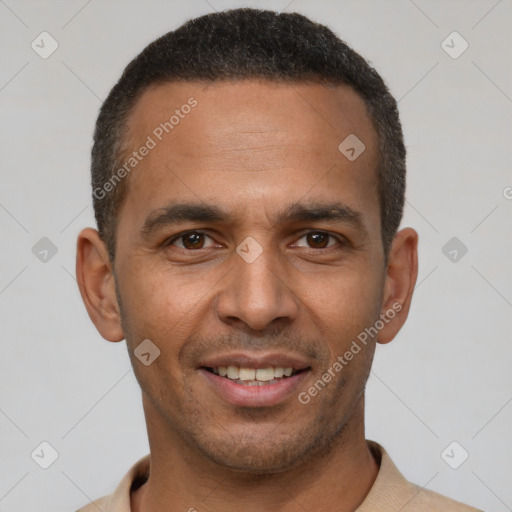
[117,268,206,400]
[116,260,220,347]
[300,263,383,341]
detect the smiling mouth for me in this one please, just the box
[202,366,306,386]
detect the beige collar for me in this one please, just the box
[78,441,480,512]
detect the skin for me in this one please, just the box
[76,80,418,512]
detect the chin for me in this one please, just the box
[200,444,307,475]
[190,420,340,475]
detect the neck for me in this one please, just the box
[132,396,378,512]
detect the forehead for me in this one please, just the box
[117,79,380,234]
[125,79,376,163]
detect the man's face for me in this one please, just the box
[112,80,386,472]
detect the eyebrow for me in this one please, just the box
[141,201,365,237]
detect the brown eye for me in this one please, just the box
[169,231,214,250]
[306,232,330,248]
[294,231,339,249]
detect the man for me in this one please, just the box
[75,8,480,512]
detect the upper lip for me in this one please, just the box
[199,351,311,371]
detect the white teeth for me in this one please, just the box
[226,365,239,379]
[255,368,275,381]
[274,367,284,378]
[239,368,256,380]
[210,365,296,382]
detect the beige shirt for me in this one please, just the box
[76,441,481,512]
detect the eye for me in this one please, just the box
[293,231,341,249]
[166,231,217,250]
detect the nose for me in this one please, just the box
[215,245,299,332]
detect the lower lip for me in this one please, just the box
[199,368,310,407]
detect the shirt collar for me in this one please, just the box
[77,441,449,512]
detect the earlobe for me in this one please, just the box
[378,227,419,345]
[75,228,125,342]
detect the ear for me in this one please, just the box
[76,227,124,342]
[378,227,418,344]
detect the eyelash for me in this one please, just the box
[164,230,345,251]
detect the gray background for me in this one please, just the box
[1,0,511,511]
